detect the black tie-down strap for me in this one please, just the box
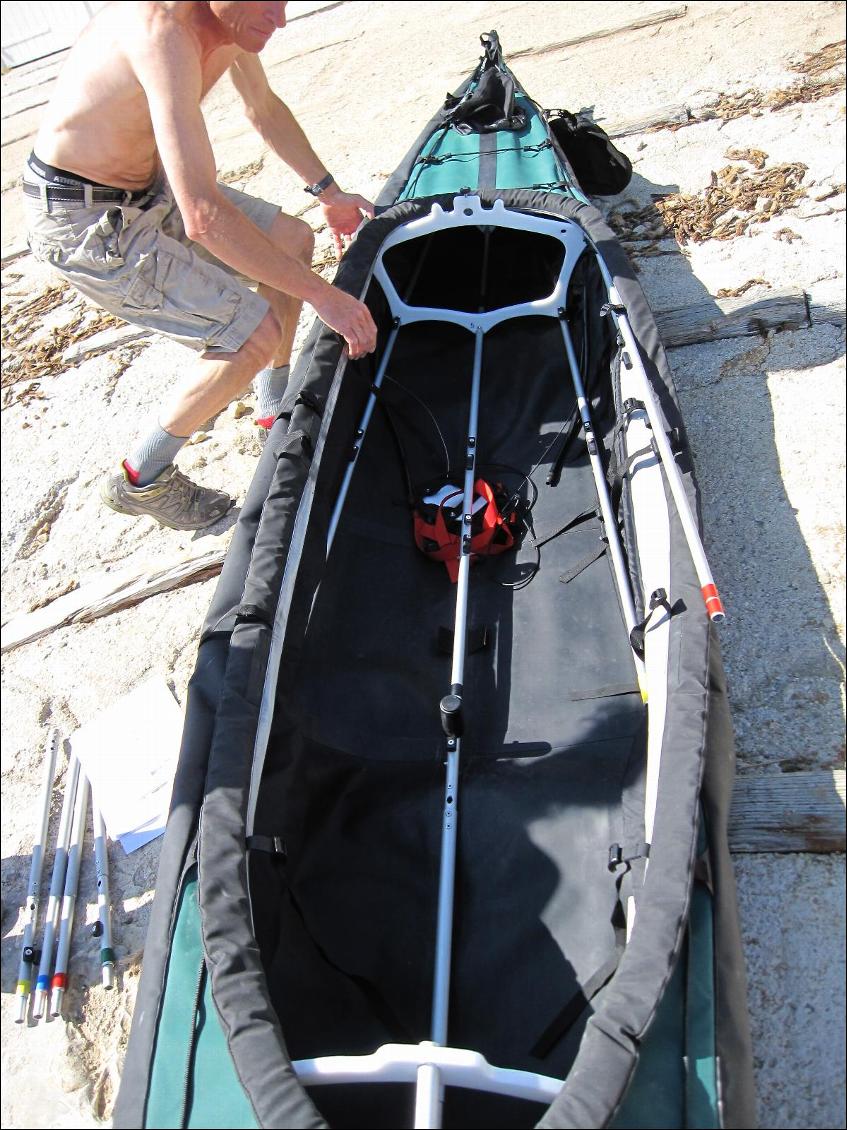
[246,835,287,857]
[559,541,607,585]
[629,588,685,659]
[530,841,650,1059]
[531,505,597,551]
[527,505,608,587]
[530,949,622,1059]
[437,624,490,655]
[545,404,583,488]
[608,841,651,874]
[525,506,607,586]
[608,398,685,519]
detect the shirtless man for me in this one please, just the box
[24,0,378,530]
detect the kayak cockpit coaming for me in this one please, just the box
[190,193,713,1130]
[235,192,670,1127]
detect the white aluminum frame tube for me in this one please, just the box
[326,321,402,555]
[14,730,59,1022]
[417,328,485,1129]
[93,799,115,989]
[559,319,646,699]
[590,256,725,622]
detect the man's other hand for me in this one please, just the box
[313,287,377,359]
[320,190,375,259]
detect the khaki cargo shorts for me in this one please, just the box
[24,176,278,353]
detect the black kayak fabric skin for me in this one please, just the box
[113,40,755,1130]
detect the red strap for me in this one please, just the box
[413,479,517,582]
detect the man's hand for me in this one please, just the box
[313,286,378,360]
[321,190,375,259]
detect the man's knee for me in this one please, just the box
[270,212,315,264]
[243,308,282,369]
[297,219,316,264]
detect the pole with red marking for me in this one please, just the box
[50,773,89,1017]
[590,255,726,622]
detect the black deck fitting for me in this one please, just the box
[440,687,464,737]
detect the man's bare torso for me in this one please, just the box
[34,2,240,191]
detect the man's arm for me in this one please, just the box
[130,21,375,356]
[229,54,373,257]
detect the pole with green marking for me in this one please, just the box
[91,798,115,989]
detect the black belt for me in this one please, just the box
[23,181,151,205]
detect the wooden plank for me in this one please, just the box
[508,6,688,60]
[655,287,810,349]
[0,547,227,653]
[606,74,843,137]
[808,294,847,328]
[729,770,845,854]
[607,102,693,138]
[61,324,151,366]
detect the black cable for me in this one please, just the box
[382,376,451,481]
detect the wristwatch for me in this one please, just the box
[304,173,335,197]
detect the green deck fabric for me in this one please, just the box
[396,94,581,202]
[146,869,259,1130]
[685,879,721,1127]
[494,96,569,190]
[186,966,259,1129]
[609,951,687,1129]
[396,125,482,200]
[609,871,720,1129]
[146,873,203,1129]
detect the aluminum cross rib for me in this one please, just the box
[373,194,588,330]
[293,1042,563,1106]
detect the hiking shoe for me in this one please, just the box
[100,464,233,531]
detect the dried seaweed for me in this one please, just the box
[788,40,845,78]
[1,282,71,349]
[1,284,126,407]
[653,159,808,244]
[716,278,770,298]
[724,147,768,170]
[606,204,672,244]
[704,78,845,125]
[219,156,265,186]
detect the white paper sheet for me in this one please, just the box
[69,678,183,853]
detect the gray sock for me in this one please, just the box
[125,423,189,487]
[254,364,290,426]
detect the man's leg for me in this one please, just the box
[253,212,315,426]
[140,211,312,447]
[157,306,282,437]
[104,307,282,529]
[107,198,315,528]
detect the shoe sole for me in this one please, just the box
[100,483,233,531]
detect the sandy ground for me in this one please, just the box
[1,2,845,1127]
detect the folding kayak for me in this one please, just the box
[115,32,756,1130]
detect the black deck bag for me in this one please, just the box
[443,31,527,133]
[547,110,633,195]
